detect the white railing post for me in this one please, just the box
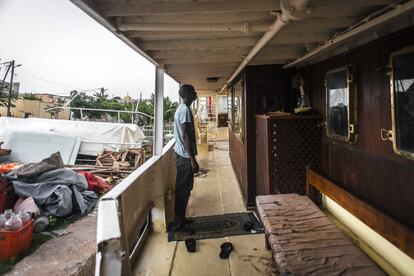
[80,108,84,121]
[153,66,164,156]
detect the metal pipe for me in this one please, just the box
[220,0,313,92]
[153,67,165,156]
[45,106,154,119]
[222,15,287,92]
[284,0,414,68]
[118,22,269,34]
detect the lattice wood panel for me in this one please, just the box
[270,116,321,194]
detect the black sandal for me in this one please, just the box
[243,221,254,231]
[185,238,196,253]
[219,242,233,259]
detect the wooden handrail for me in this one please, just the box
[306,167,414,259]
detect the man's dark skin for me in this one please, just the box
[180,88,199,174]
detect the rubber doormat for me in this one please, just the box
[168,212,264,242]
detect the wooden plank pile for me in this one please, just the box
[68,148,145,179]
[0,142,11,156]
[96,148,145,169]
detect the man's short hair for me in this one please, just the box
[179,84,195,99]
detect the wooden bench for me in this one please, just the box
[256,168,398,275]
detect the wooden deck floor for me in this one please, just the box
[133,127,275,276]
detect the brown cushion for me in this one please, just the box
[256,194,385,275]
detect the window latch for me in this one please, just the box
[380,129,393,141]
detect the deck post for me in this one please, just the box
[153,66,164,156]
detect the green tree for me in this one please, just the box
[21,93,40,101]
[93,88,108,101]
[136,99,154,125]
[0,84,8,107]
[0,83,16,109]
[67,90,177,125]
[164,96,178,123]
[69,90,101,119]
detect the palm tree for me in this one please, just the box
[93,87,108,101]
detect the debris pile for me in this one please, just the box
[69,148,145,180]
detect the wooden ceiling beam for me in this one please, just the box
[99,0,278,17]
[139,33,329,50]
[149,45,301,59]
[125,17,358,40]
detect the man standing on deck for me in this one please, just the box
[172,84,199,234]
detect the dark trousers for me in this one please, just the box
[172,152,194,229]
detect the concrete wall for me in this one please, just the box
[0,99,70,119]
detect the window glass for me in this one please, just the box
[227,89,233,129]
[227,77,245,142]
[198,96,208,122]
[233,79,243,140]
[218,95,228,114]
[326,69,349,138]
[392,50,414,154]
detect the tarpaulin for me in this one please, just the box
[6,153,97,217]
[0,117,145,156]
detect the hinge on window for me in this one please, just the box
[349,124,356,134]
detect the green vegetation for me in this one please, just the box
[47,214,82,231]
[21,93,41,101]
[0,84,9,108]
[68,90,178,124]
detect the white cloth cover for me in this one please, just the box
[0,117,145,156]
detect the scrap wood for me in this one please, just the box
[66,164,132,179]
[0,142,11,156]
[96,148,145,169]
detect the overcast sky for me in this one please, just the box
[0,0,179,102]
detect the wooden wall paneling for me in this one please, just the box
[229,130,248,202]
[255,115,270,195]
[303,26,414,228]
[244,65,293,206]
[245,71,257,206]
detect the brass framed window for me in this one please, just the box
[387,46,414,159]
[228,76,245,143]
[325,66,357,143]
[227,88,233,130]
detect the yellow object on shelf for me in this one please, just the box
[294,107,312,114]
[268,111,291,117]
